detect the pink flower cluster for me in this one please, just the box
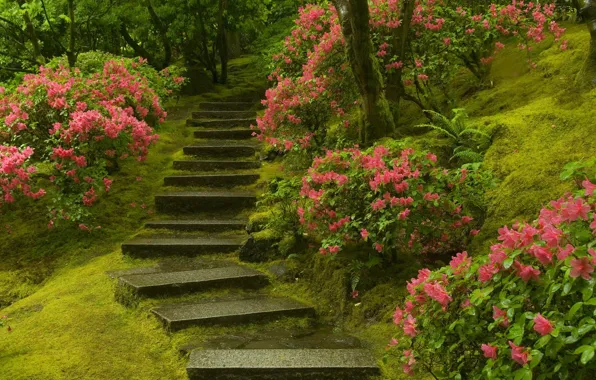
[477,190,595,284]
[390,184,596,376]
[0,146,45,205]
[0,57,182,224]
[298,145,476,258]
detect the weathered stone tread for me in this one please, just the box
[152,297,314,330]
[122,238,245,257]
[145,219,246,231]
[155,191,256,213]
[186,118,255,128]
[194,129,254,139]
[183,145,256,158]
[186,349,380,379]
[200,102,255,111]
[173,160,261,171]
[118,266,268,296]
[164,173,259,187]
[192,111,256,119]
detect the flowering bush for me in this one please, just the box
[389,180,596,378]
[0,57,185,226]
[298,143,486,261]
[255,1,566,152]
[0,146,45,206]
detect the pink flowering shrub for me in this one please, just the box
[298,142,484,260]
[256,1,566,152]
[0,57,185,225]
[0,146,45,206]
[389,179,596,378]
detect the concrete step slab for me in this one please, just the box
[186,349,380,379]
[183,145,256,158]
[173,160,261,172]
[145,220,246,232]
[121,238,245,258]
[118,266,268,297]
[164,174,259,187]
[153,297,314,331]
[194,129,254,140]
[155,191,256,213]
[186,118,256,128]
[200,102,255,111]
[192,111,256,119]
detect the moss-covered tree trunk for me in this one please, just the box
[333,0,395,144]
[145,0,171,69]
[578,1,596,85]
[217,0,228,84]
[386,0,415,121]
[17,0,45,64]
[66,0,77,68]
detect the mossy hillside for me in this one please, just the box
[462,23,596,252]
[0,252,187,379]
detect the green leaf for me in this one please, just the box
[513,367,532,380]
[567,302,583,321]
[581,346,595,364]
[574,345,594,355]
[530,350,543,369]
[535,335,551,349]
[585,298,596,306]
[503,258,514,269]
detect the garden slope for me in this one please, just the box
[0,57,268,379]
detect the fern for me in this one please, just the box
[416,108,493,164]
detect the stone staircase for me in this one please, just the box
[114,100,380,379]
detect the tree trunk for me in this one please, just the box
[145,0,171,68]
[197,7,219,83]
[17,0,44,64]
[120,22,155,65]
[578,1,596,86]
[217,0,228,84]
[333,0,395,144]
[67,0,76,68]
[386,0,414,120]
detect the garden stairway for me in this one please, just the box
[115,100,380,379]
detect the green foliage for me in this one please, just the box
[416,108,494,164]
[389,171,596,378]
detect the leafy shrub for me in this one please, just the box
[298,142,490,262]
[0,57,185,226]
[416,109,494,164]
[47,52,186,104]
[256,2,566,153]
[389,176,596,378]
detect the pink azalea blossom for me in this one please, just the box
[533,313,554,336]
[493,306,509,327]
[481,344,498,359]
[509,341,530,365]
[570,257,594,280]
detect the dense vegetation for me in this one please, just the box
[1,0,596,379]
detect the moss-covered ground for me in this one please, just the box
[1,23,596,380]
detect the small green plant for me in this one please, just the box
[1,315,11,332]
[416,109,493,164]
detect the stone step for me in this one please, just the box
[183,145,256,158]
[192,111,256,119]
[186,118,256,128]
[152,297,315,331]
[173,160,261,172]
[145,220,246,232]
[155,191,256,213]
[118,266,268,297]
[121,238,245,258]
[194,129,254,140]
[186,349,380,380]
[200,102,255,111]
[164,174,260,187]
